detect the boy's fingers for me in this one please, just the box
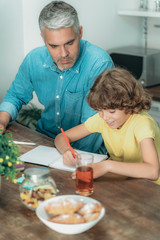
[71,171,76,179]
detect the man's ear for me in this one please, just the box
[40,33,45,43]
[79,26,83,39]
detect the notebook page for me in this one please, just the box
[50,149,107,172]
[76,150,107,164]
[19,145,61,166]
[19,145,107,172]
[49,158,76,172]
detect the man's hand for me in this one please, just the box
[0,111,11,133]
[0,123,6,134]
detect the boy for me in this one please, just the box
[55,68,160,183]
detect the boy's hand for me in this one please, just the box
[63,150,79,166]
[71,161,108,180]
[92,161,108,178]
[71,170,76,179]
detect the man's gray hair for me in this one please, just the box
[39,1,80,37]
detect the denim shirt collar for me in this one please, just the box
[42,39,85,74]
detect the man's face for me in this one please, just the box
[42,26,82,71]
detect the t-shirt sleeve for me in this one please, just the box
[84,113,103,133]
[134,117,156,143]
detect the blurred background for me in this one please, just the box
[0,0,160,102]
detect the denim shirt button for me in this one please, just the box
[60,75,63,79]
[56,95,59,98]
[56,112,60,115]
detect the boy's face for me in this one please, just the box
[41,26,82,71]
[98,109,131,129]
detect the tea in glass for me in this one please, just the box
[76,153,94,196]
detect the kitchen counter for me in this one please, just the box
[146,85,160,101]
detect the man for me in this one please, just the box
[0,1,113,153]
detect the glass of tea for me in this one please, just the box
[75,153,94,196]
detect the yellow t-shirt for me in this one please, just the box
[85,111,160,184]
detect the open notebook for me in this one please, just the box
[19,145,107,172]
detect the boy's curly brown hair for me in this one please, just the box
[88,67,152,114]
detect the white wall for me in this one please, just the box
[21,0,160,55]
[0,0,24,102]
[22,0,142,55]
[0,0,160,103]
[148,17,160,48]
[22,0,51,54]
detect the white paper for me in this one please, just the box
[19,145,107,172]
[14,141,36,145]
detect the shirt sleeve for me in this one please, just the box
[134,117,156,143]
[0,54,34,120]
[0,102,18,121]
[85,113,102,133]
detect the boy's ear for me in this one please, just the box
[80,26,83,39]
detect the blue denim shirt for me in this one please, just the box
[0,40,114,153]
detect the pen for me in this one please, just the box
[60,128,76,158]
[13,141,36,146]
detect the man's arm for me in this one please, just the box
[0,111,11,133]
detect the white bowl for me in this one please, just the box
[36,194,105,235]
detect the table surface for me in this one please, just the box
[1,122,160,240]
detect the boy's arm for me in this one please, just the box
[92,138,159,181]
[55,123,91,166]
[0,111,11,133]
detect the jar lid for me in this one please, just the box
[24,167,50,182]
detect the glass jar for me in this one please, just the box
[19,167,58,210]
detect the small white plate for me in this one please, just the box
[36,194,105,235]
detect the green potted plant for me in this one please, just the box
[0,130,23,185]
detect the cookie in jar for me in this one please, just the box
[20,167,58,210]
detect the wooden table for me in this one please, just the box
[1,122,160,240]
